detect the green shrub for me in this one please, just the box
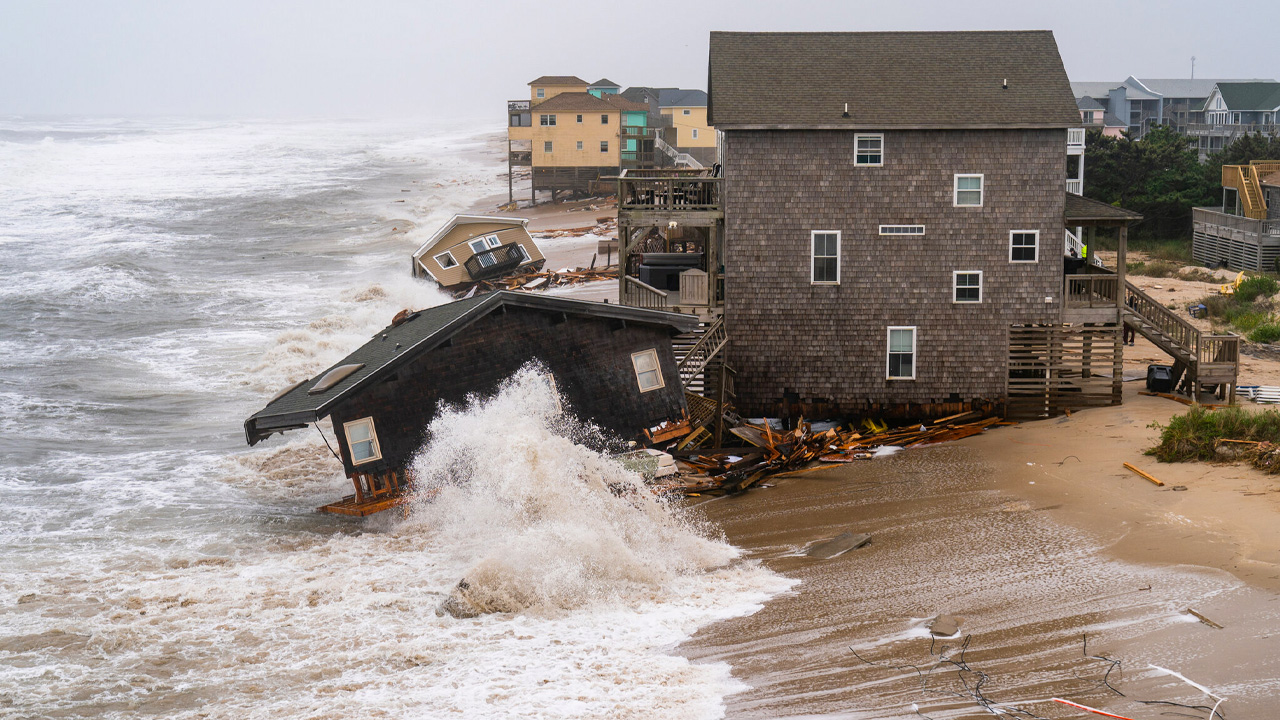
[1148,406,1280,463]
[1235,275,1279,303]
[1178,268,1221,283]
[1127,260,1180,278]
[1130,238,1193,263]
[1249,324,1280,344]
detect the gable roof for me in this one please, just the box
[1071,82,1122,100]
[603,94,650,112]
[1102,112,1126,128]
[244,292,700,444]
[1063,192,1142,224]
[411,214,529,263]
[1213,82,1280,111]
[708,30,1080,129]
[658,89,708,108]
[529,75,587,86]
[1076,96,1105,110]
[1138,78,1273,98]
[590,78,621,88]
[531,92,623,113]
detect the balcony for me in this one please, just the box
[464,243,528,281]
[1192,206,1280,272]
[1186,122,1280,137]
[1066,179,1083,195]
[1067,127,1085,154]
[618,169,721,213]
[507,99,530,113]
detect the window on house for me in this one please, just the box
[953,271,982,303]
[954,174,984,206]
[811,230,840,284]
[878,225,925,236]
[601,114,609,124]
[485,234,501,248]
[514,244,530,262]
[343,417,382,465]
[1083,111,1096,123]
[434,251,457,269]
[600,141,609,152]
[540,114,556,126]
[855,134,883,166]
[682,109,691,116]
[509,114,521,127]
[1010,231,1039,262]
[631,349,664,392]
[576,141,583,150]
[691,128,699,140]
[536,88,545,98]
[544,141,553,153]
[576,114,583,123]
[887,327,916,380]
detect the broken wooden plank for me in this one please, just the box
[1123,462,1165,487]
[1186,608,1224,629]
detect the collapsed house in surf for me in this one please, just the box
[411,214,546,291]
[244,292,698,516]
[611,30,1238,419]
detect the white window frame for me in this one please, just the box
[952,270,983,303]
[343,417,382,465]
[434,251,457,269]
[576,140,583,150]
[855,133,884,166]
[878,224,925,236]
[468,237,489,254]
[536,88,545,99]
[600,140,609,153]
[1009,230,1039,263]
[810,230,841,285]
[543,140,552,153]
[691,128,699,140]
[539,114,556,126]
[954,173,984,207]
[630,348,665,392]
[485,234,502,248]
[886,327,917,380]
[682,109,691,115]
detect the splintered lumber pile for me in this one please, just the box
[652,413,1007,496]
[451,266,617,298]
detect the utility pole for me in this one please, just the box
[1191,56,1196,80]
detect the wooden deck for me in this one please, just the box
[319,470,415,517]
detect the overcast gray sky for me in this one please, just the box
[3,0,1277,119]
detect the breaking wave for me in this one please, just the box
[409,366,743,615]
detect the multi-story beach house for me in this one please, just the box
[505,75,652,203]
[1190,82,1280,156]
[1193,160,1280,271]
[614,30,1238,420]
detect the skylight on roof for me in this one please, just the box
[309,363,365,394]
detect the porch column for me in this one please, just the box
[1114,224,1128,404]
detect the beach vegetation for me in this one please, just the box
[1147,405,1280,468]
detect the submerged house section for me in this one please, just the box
[244,292,698,516]
[411,214,545,290]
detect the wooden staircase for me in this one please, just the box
[1226,161,1280,221]
[1121,280,1240,397]
[674,315,727,395]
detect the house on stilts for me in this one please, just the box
[611,30,1239,421]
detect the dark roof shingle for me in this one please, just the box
[1064,193,1143,224]
[532,92,620,113]
[529,75,588,86]
[708,31,1081,129]
[1214,82,1280,111]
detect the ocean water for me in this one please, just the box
[0,118,788,719]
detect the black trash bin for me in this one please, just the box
[1146,364,1173,393]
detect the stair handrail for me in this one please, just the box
[623,275,669,309]
[677,316,727,385]
[1123,280,1199,358]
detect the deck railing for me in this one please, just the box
[1201,334,1240,365]
[1064,274,1118,308]
[1067,127,1086,148]
[618,169,721,211]
[1194,206,1280,236]
[1187,122,1280,136]
[1066,178,1083,195]
[464,243,526,281]
[1125,281,1200,359]
[623,275,669,309]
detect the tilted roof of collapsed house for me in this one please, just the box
[244,292,700,444]
[531,92,649,113]
[1209,81,1280,111]
[708,30,1081,129]
[410,214,530,263]
[528,75,588,86]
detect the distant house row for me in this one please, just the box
[1071,76,1280,156]
[506,76,715,202]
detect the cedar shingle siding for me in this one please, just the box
[723,129,1066,414]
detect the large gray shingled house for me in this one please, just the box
[683,31,1233,418]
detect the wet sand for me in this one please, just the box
[682,387,1280,718]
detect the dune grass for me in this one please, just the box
[1147,405,1280,464]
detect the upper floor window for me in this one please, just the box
[576,141,583,150]
[691,129,699,140]
[855,134,883,166]
[343,418,382,465]
[601,114,609,124]
[600,141,609,152]
[1082,110,1096,123]
[811,230,840,284]
[576,114,583,123]
[879,225,925,236]
[540,114,556,126]
[1010,231,1039,263]
[953,271,982,303]
[536,88,545,98]
[682,109,691,116]
[434,251,457,269]
[954,174,984,206]
[543,141,553,153]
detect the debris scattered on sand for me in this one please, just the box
[1186,608,1224,629]
[805,532,871,559]
[928,614,962,637]
[1123,462,1165,487]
